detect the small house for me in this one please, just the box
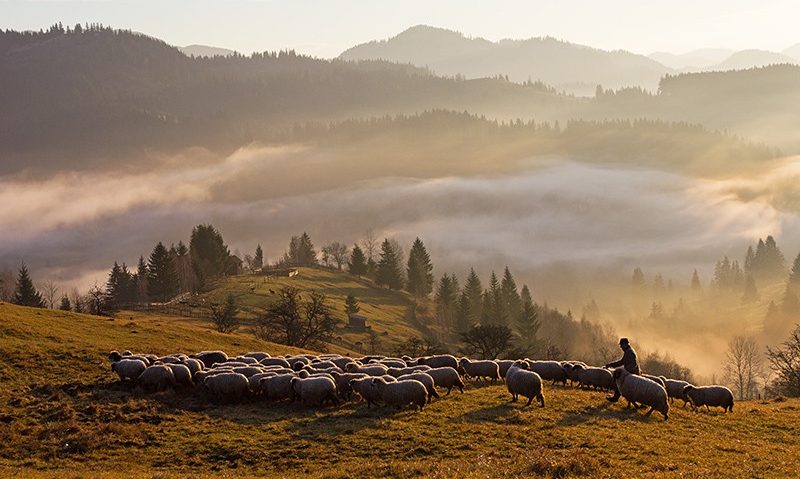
[347,313,368,331]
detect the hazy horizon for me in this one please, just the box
[2,0,799,58]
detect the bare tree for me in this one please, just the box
[766,325,800,397]
[459,324,514,359]
[361,229,378,263]
[322,242,349,271]
[724,335,765,400]
[210,293,239,333]
[40,280,59,309]
[69,288,84,313]
[87,282,105,316]
[254,287,339,349]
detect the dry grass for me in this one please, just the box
[1,302,799,478]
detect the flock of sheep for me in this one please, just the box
[108,350,734,420]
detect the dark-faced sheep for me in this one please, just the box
[571,364,614,391]
[459,358,501,383]
[111,359,147,381]
[683,385,734,413]
[660,377,692,406]
[528,360,568,386]
[424,367,465,395]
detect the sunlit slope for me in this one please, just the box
[1,302,799,478]
[197,267,427,352]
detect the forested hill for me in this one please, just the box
[2,25,800,175]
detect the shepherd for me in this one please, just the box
[604,337,640,403]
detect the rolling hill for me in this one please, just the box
[1,301,799,478]
[706,49,798,71]
[179,44,235,58]
[340,25,671,93]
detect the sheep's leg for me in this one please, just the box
[525,396,533,407]
[645,407,655,417]
[538,394,545,407]
[446,387,453,396]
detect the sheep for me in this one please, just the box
[643,374,666,388]
[138,364,176,392]
[231,356,259,365]
[291,376,339,406]
[191,350,228,368]
[329,371,368,400]
[350,377,383,407]
[259,374,298,402]
[109,350,123,362]
[397,372,439,402]
[285,356,310,368]
[182,358,204,376]
[683,385,734,413]
[368,377,427,411]
[562,361,587,386]
[330,357,356,370]
[459,358,501,383]
[373,359,406,369]
[308,360,338,369]
[505,360,545,407]
[231,366,265,378]
[110,351,152,366]
[111,358,147,381]
[165,363,194,387]
[571,364,614,391]
[205,372,250,402]
[425,367,465,395]
[528,361,568,386]
[418,354,459,370]
[387,366,432,378]
[345,363,388,376]
[260,357,291,368]
[401,355,419,366]
[248,372,279,392]
[244,352,270,361]
[660,377,692,406]
[613,368,669,420]
[496,360,516,379]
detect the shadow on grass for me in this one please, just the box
[460,402,518,423]
[557,401,664,426]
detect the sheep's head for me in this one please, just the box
[612,367,626,380]
[683,385,695,395]
[513,360,530,370]
[108,350,122,362]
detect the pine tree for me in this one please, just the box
[59,295,71,311]
[253,244,264,270]
[147,242,179,302]
[344,294,361,315]
[482,271,507,326]
[285,232,317,266]
[454,290,472,334]
[653,273,665,296]
[463,268,483,325]
[744,246,756,276]
[782,285,800,314]
[789,252,800,286]
[691,269,702,292]
[135,256,149,303]
[376,239,403,290]
[632,267,646,291]
[406,238,434,298]
[12,263,45,308]
[500,266,521,322]
[190,224,231,289]
[517,284,540,349]
[742,275,759,304]
[348,244,368,276]
[435,273,459,328]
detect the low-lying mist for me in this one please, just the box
[2,146,799,377]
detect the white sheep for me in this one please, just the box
[244,352,270,361]
[111,358,147,381]
[505,360,545,407]
[138,364,176,392]
[571,364,614,391]
[329,371,368,400]
[397,372,439,402]
[350,376,383,407]
[683,385,734,413]
[660,377,692,406]
[424,367,465,395]
[459,358,501,383]
[260,357,291,368]
[191,350,228,368]
[165,363,194,387]
[387,366,432,377]
[205,372,250,402]
[613,368,669,420]
[291,376,339,406]
[346,363,388,376]
[368,377,427,411]
[528,360,568,386]
[259,374,298,402]
[496,360,516,379]
[417,354,459,370]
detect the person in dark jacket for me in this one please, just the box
[605,337,640,402]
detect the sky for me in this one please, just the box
[1,0,798,58]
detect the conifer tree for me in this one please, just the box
[463,268,483,325]
[148,242,179,302]
[435,273,459,328]
[285,232,318,266]
[481,271,507,326]
[517,284,540,349]
[135,256,149,303]
[253,244,264,270]
[454,290,472,334]
[348,244,368,276]
[789,252,800,286]
[12,263,45,308]
[376,239,404,290]
[344,294,361,315]
[190,224,231,289]
[691,269,702,292]
[406,237,434,298]
[632,267,646,291]
[742,275,759,304]
[500,266,521,320]
[59,295,71,311]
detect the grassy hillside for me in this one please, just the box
[1,302,799,478]
[196,267,433,353]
